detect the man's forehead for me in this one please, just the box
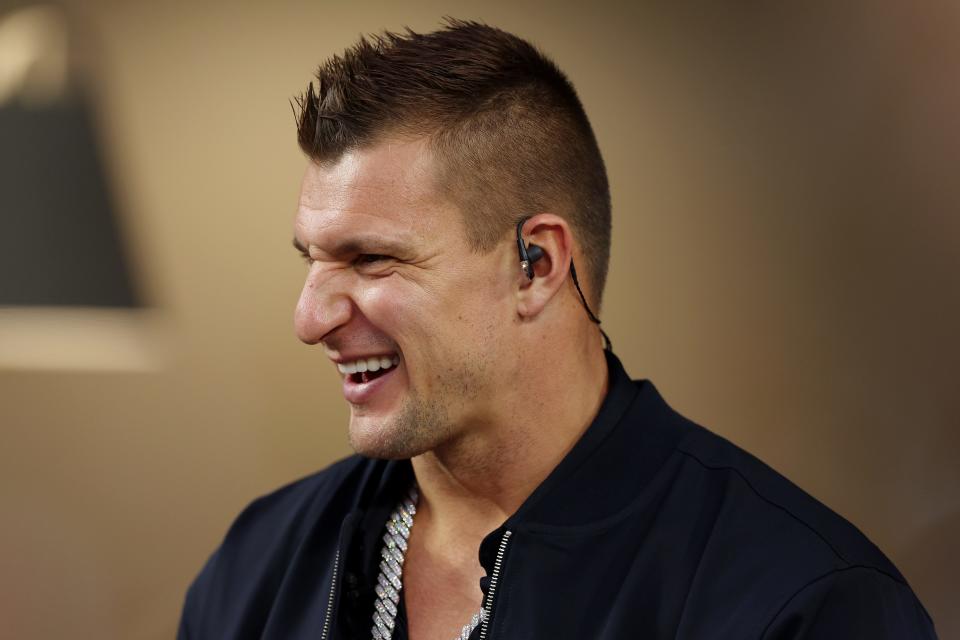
[297,137,444,225]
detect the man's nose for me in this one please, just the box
[294,269,352,345]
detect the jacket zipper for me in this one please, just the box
[320,549,340,640]
[477,530,512,640]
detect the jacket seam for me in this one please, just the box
[673,445,910,588]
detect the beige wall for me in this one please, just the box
[1,1,957,637]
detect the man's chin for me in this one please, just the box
[346,402,447,460]
[347,414,418,460]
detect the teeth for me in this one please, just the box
[337,354,400,376]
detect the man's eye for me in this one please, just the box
[301,253,314,265]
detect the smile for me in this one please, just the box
[337,354,401,384]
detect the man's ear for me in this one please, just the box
[516,213,574,319]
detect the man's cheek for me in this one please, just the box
[358,282,426,332]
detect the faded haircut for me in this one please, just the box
[295,19,612,306]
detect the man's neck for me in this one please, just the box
[409,336,610,544]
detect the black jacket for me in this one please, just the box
[179,353,937,639]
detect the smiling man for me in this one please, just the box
[178,20,937,640]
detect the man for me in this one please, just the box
[179,20,937,639]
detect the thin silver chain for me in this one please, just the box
[371,484,487,640]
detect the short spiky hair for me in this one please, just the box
[295,19,611,305]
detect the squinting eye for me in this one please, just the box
[354,254,392,265]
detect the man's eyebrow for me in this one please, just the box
[291,235,413,258]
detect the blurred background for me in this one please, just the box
[1,0,957,637]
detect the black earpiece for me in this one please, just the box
[516,218,545,280]
[515,216,613,351]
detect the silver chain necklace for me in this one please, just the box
[371,484,487,640]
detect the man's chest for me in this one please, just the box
[400,536,486,640]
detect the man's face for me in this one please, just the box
[294,137,518,459]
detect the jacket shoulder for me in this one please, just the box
[178,455,378,638]
[226,454,370,544]
[676,422,901,578]
[660,418,937,635]
[760,565,938,638]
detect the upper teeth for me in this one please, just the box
[337,355,400,375]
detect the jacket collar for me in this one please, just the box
[357,350,689,540]
[501,350,690,532]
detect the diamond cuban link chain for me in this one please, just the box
[371,485,488,640]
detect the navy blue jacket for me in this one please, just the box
[179,353,937,639]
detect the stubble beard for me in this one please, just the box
[347,388,455,460]
[347,353,493,460]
